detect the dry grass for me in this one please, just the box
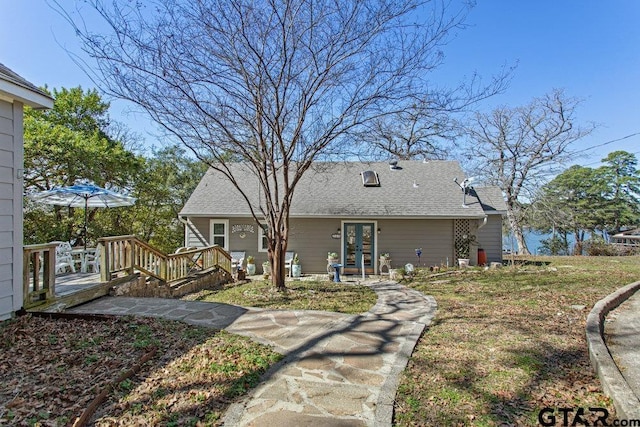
[185,279,377,314]
[394,256,640,426]
[4,257,636,426]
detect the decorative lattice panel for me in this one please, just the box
[454,219,471,259]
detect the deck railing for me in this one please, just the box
[23,243,57,308]
[98,235,231,282]
[22,237,231,311]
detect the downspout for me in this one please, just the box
[476,216,489,265]
[178,216,189,247]
[478,215,488,229]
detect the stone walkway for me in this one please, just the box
[67,280,436,426]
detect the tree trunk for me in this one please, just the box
[573,229,585,255]
[270,239,287,291]
[506,206,530,255]
[513,226,530,255]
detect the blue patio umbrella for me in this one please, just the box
[30,182,136,249]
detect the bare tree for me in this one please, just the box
[59,0,493,289]
[464,89,595,254]
[357,71,512,160]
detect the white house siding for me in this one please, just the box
[476,214,504,264]
[0,99,22,320]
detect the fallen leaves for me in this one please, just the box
[394,256,640,426]
[0,314,281,426]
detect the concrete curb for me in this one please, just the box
[586,280,640,419]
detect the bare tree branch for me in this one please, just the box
[464,89,596,254]
[56,0,485,288]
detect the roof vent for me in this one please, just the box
[389,159,401,170]
[361,170,380,187]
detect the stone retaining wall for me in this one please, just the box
[110,269,232,299]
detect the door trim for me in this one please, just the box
[341,220,378,275]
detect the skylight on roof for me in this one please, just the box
[361,170,380,187]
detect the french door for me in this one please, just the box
[343,223,375,274]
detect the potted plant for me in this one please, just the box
[262,260,270,278]
[246,255,256,275]
[455,234,477,267]
[327,252,338,262]
[379,252,392,274]
[291,253,302,277]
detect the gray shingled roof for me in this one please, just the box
[0,62,53,107]
[181,160,506,218]
[473,186,507,213]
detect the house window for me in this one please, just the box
[210,220,229,250]
[258,223,269,252]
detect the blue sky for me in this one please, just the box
[1,0,639,166]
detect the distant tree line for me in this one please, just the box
[529,150,640,255]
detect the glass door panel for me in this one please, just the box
[345,224,356,267]
[343,223,375,274]
[362,224,372,267]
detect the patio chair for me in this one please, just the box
[174,246,201,273]
[174,246,197,254]
[83,245,101,273]
[53,241,76,274]
[230,251,246,272]
[284,251,295,277]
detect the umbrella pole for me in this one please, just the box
[84,197,88,252]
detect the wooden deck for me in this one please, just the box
[27,272,121,313]
[24,237,233,314]
[53,272,104,297]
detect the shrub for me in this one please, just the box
[584,237,640,256]
[539,235,569,255]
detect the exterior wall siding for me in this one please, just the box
[0,99,21,320]
[184,216,463,274]
[185,217,210,248]
[477,214,504,264]
[376,219,455,271]
[282,218,343,273]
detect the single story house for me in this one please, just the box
[611,228,640,247]
[179,160,507,275]
[0,63,53,320]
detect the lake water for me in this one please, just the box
[503,230,580,255]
